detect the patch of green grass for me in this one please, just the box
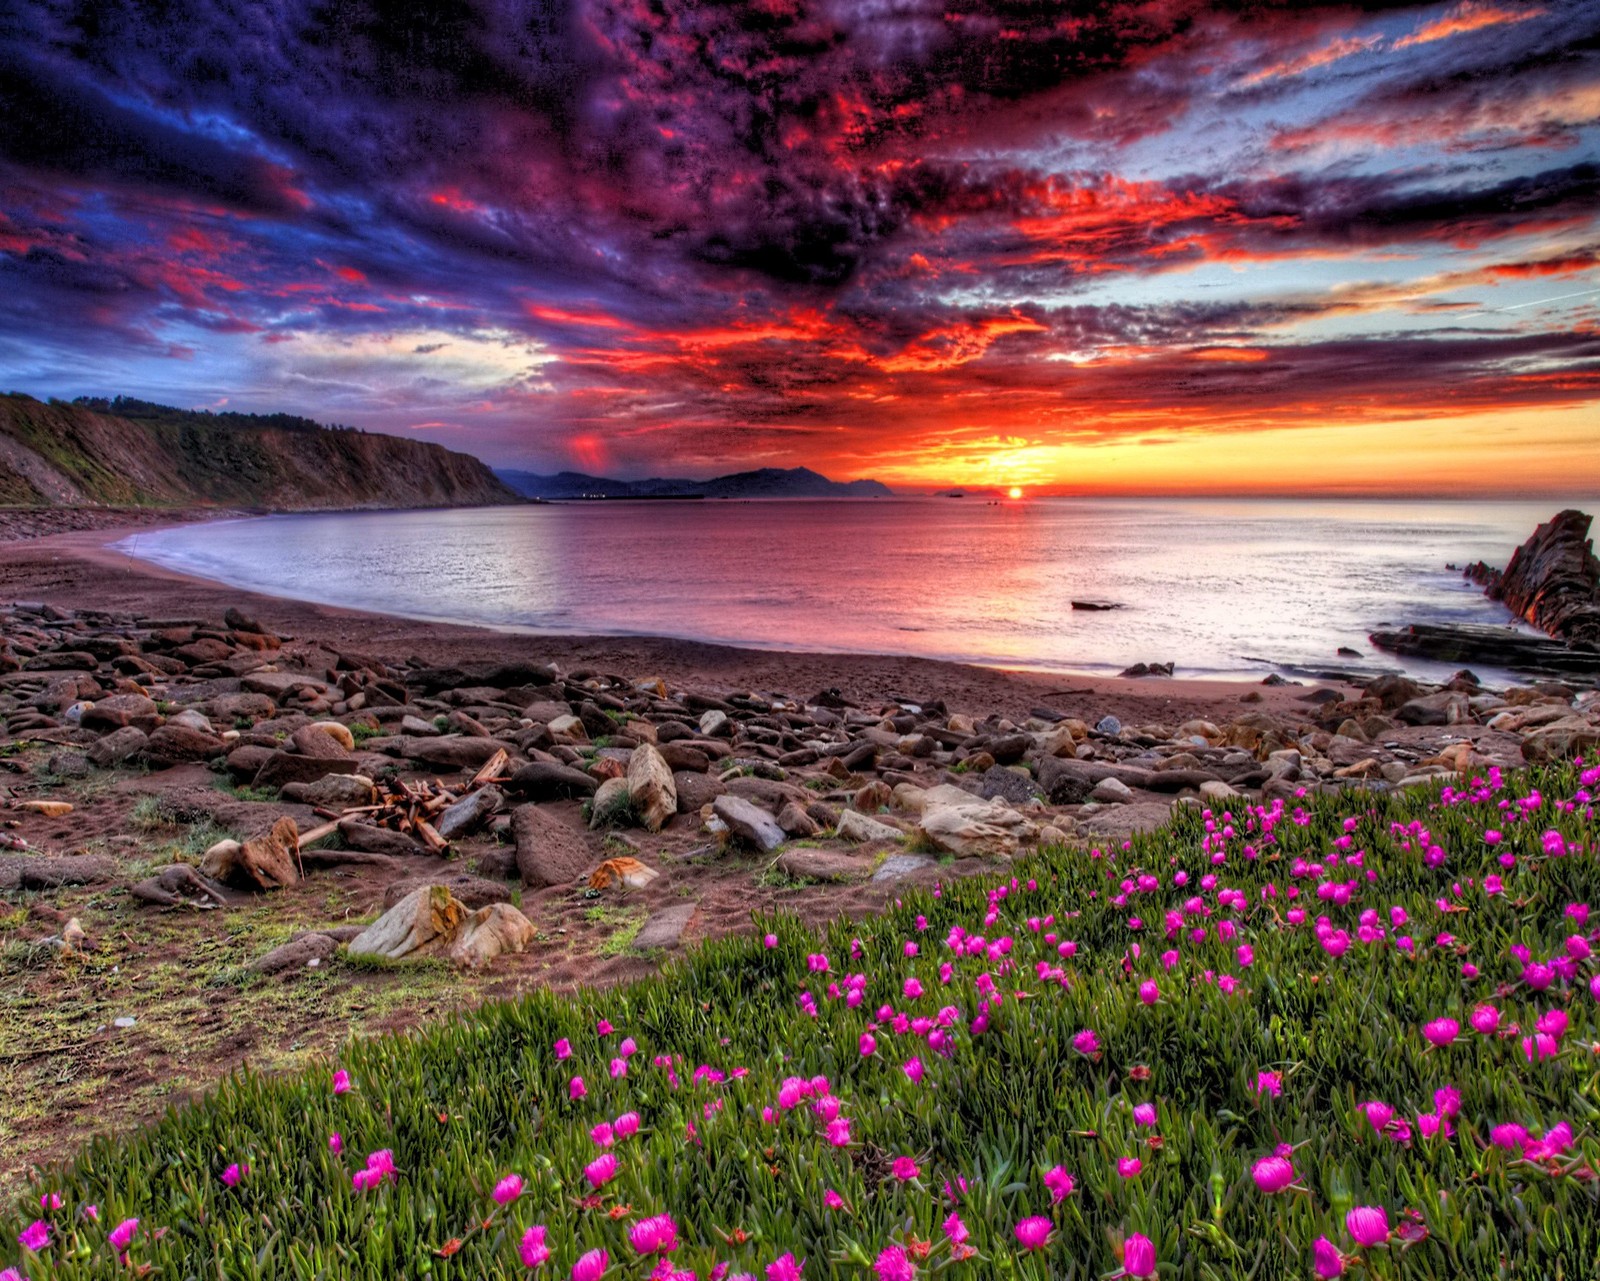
[10,760,1600,1280]
[349,723,382,746]
[597,914,645,956]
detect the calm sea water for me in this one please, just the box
[115,498,1593,682]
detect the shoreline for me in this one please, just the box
[0,511,1344,727]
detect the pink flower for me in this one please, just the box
[1138,980,1160,1005]
[494,1174,524,1205]
[1122,1233,1156,1279]
[1469,1004,1500,1035]
[108,1218,138,1252]
[825,1189,847,1210]
[1313,1237,1344,1278]
[1253,1070,1283,1098]
[1132,1103,1157,1127]
[874,1245,915,1281]
[329,1132,343,1154]
[764,933,778,948]
[766,1253,804,1280]
[520,1224,551,1268]
[17,1222,50,1252]
[1345,1206,1389,1248]
[1117,1156,1142,1178]
[1043,1165,1075,1202]
[1251,1154,1295,1194]
[1073,1028,1101,1056]
[571,1248,608,1281]
[585,1153,618,1188]
[596,1019,614,1036]
[892,1156,920,1181]
[859,1033,877,1058]
[591,1122,615,1148]
[1421,1018,1458,1048]
[630,1213,679,1255]
[1015,1216,1053,1251]
[332,1069,351,1094]
[826,1117,852,1147]
[902,1058,925,1084]
[614,1112,640,1139]
[221,1162,245,1187]
[569,1075,587,1100]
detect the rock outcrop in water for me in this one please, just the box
[1371,510,1600,676]
[1465,509,1600,646]
[0,393,518,510]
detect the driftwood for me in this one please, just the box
[298,848,401,873]
[129,864,229,909]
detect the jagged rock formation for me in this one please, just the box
[0,393,518,510]
[1467,510,1600,646]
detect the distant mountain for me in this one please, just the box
[497,465,892,500]
[0,393,519,510]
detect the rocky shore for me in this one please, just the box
[3,516,1600,1183]
[5,594,1597,961]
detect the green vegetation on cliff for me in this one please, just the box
[0,394,518,510]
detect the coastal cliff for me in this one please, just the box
[0,393,518,511]
[1465,508,1600,647]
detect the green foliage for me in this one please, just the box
[6,762,1600,1280]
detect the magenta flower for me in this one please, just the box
[108,1218,138,1252]
[493,1174,524,1205]
[613,1112,640,1139]
[892,1156,920,1181]
[1251,1154,1295,1194]
[17,1221,50,1252]
[332,1069,351,1095]
[585,1153,618,1188]
[520,1224,550,1268]
[1469,1004,1500,1034]
[1043,1165,1075,1202]
[1345,1206,1389,1248]
[902,1058,925,1084]
[1421,1018,1459,1048]
[1073,1029,1101,1056]
[766,1253,804,1280]
[569,1075,587,1100]
[826,1117,852,1147]
[555,1038,573,1059]
[859,1033,877,1058]
[329,1132,343,1154]
[825,1189,847,1210]
[874,1244,915,1281]
[571,1248,608,1281]
[1138,980,1160,1005]
[764,933,778,948]
[1122,1233,1157,1279]
[1117,1156,1143,1178]
[221,1162,246,1187]
[1312,1237,1345,1278]
[944,1212,969,1244]
[1132,1102,1157,1127]
[591,1121,615,1148]
[1015,1216,1053,1251]
[629,1213,679,1255]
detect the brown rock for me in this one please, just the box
[512,803,593,888]
[143,723,226,767]
[384,873,512,910]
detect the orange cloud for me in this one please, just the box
[1237,34,1383,88]
[1393,1,1546,51]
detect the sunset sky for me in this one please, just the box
[2,0,1597,493]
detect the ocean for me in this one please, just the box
[115,497,1592,682]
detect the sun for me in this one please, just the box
[1008,486,1024,500]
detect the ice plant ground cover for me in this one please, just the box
[7,762,1600,1280]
